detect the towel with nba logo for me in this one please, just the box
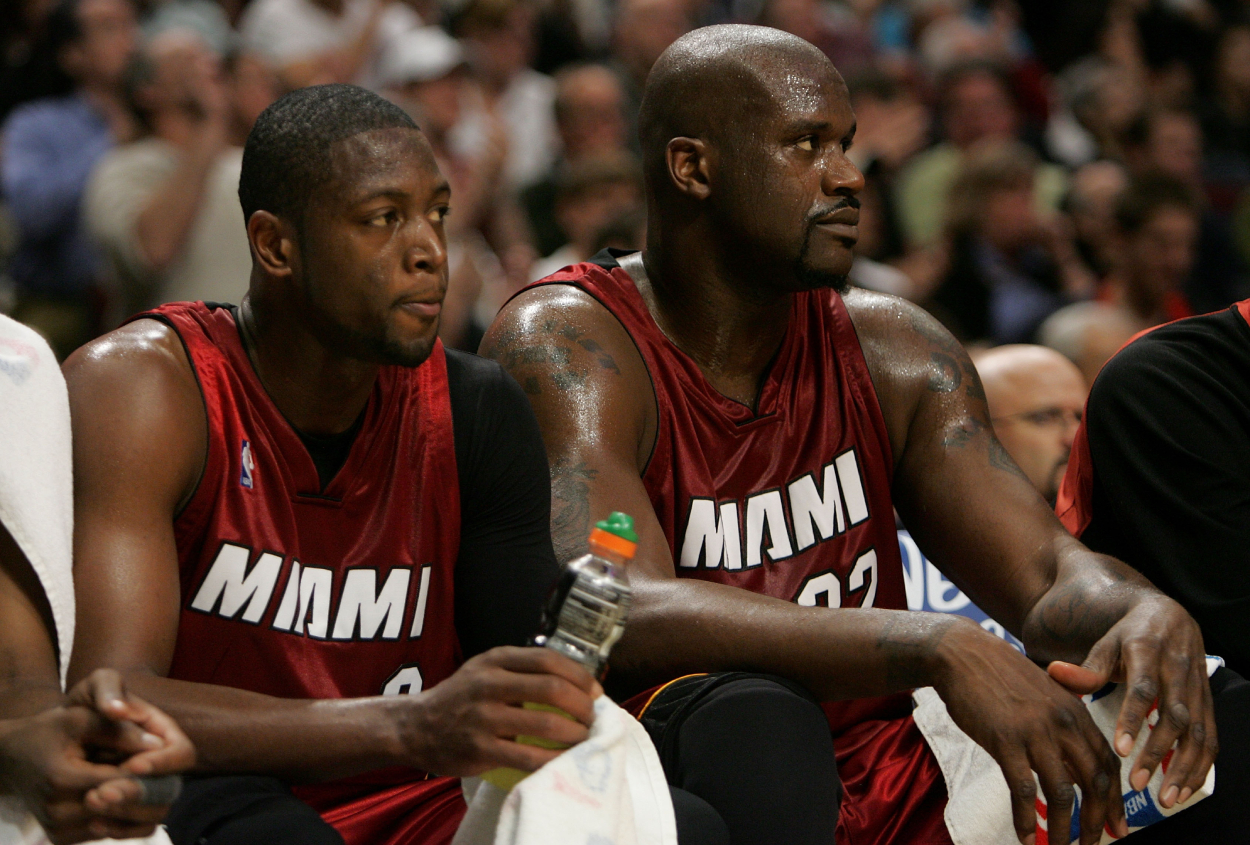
[911,656,1220,845]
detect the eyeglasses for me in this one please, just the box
[991,407,1083,429]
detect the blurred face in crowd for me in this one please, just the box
[976,345,1087,505]
[980,180,1038,254]
[464,4,535,85]
[556,66,627,161]
[1217,27,1250,100]
[61,0,137,87]
[944,70,1016,149]
[1120,204,1199,308]
[140,32,220,118]
[614,0,691,82]
[1068,161,1128,269]
[291,128,451,367]
[229,53,281,138]
[399,72,464,139]
[556,177,640,254]
[1145,112,1203,189]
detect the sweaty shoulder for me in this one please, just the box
[841,287,989,465]
[63,319,207,512]
[481,277,657,471]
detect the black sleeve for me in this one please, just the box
[446,350,560,657]
[1079,307,1250,676]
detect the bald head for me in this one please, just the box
[638,25,843,187]
[973,345,1088,504]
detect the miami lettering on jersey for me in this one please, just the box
[679,447,869,572]
[189,542,435,643]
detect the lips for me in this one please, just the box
[398,299,442,318]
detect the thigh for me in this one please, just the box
[642,672,841,845]
[164,775,344,845]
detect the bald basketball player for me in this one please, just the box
[484,26,1221,845]
[972,345,1087,506]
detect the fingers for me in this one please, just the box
[67,669,128,719]
[1057,708,1125,843]
[482,647,600,695]
[83,777,177,823]
[1029,748,1076,845]
[474,648,599,727]
[997,751,1039,845]
[1047,661,1106,696]
[1151,654,1217,807]
[1113,638,1161,762]
[114,697,196,776]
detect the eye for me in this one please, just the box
[430,205,451,224]
[796,136,817,152]
[366,209,400,227]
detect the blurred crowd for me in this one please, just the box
[4,0,1250,373]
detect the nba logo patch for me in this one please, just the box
[240,439,255,489]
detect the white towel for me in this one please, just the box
[453,696,678,845]
[0,316,74,684]
[913,657,1220,845]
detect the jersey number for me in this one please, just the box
[381,662,425,696]
[794,549,878,609]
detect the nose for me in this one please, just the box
[822,149,865,198]
[403,215,448,276]
[1060,412,1081,449]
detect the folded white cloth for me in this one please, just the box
[0,316,74,684]
[454,696,677,845]
[913,657,1220,845]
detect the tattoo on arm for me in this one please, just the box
[1029,569,1127,651]
[483,320,621,397]
[550,460,598,562]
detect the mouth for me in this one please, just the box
[813,207,860,244]
[396,296,443,319]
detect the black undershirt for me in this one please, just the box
[1079,304,1250,677]
[222,305,559,657]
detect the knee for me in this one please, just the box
[684,676,832,746]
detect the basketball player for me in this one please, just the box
[62,85,601,845]
[483,26,1223,845]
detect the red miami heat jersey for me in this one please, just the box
[529,255,951,845]
[137,302,466,845]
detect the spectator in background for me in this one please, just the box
[609,0,691,150]
[524,62,628,257]
[928,140,1093,344]
[529,151,641,280]
[895,59,1067,247]
[239,0,420,89]
[83,31,277,319]
[1121,106,1249,312]
[1038,299,1138,387]
[972,343,1087,506]
[454,0,558,191]
[1064,158,1128,279]
[1099,171,1200,328]
[1,0,137,359]
[1,0,71,122]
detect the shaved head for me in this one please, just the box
[639,24,843,189]
[973,345,1087,504]
[637,24,862,295]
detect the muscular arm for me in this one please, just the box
[0,522,64,718]
[65,321,595,782]
[483,286,974,701]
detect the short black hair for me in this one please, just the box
[238,84,418,225]
[1115,171,1198,234]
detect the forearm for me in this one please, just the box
[0,678,63,719]
[134,133,227,270]
[613,577,964,700]
[114,670,403,782]
[1021,540,1161,666]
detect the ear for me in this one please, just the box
[246,210,297,280]
[665,136,713,200]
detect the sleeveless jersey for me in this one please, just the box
[530,255,951,845]
[138,302,466,844]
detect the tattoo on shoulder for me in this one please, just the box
[484,320,621,396]
[909,314,986,402]
[550,459,598,561]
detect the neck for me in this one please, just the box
[640,230,793,407]
[238,288,380,435]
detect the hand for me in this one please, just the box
[393,646,601,777]
[0,670,195,844]
[1048,596,1217,810]
[933,620,1126,845]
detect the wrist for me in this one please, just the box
[373,694,428,770]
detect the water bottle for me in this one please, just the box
[480,512,637,791]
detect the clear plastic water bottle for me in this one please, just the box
[480,512,636,791]
[532,511,636,678]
